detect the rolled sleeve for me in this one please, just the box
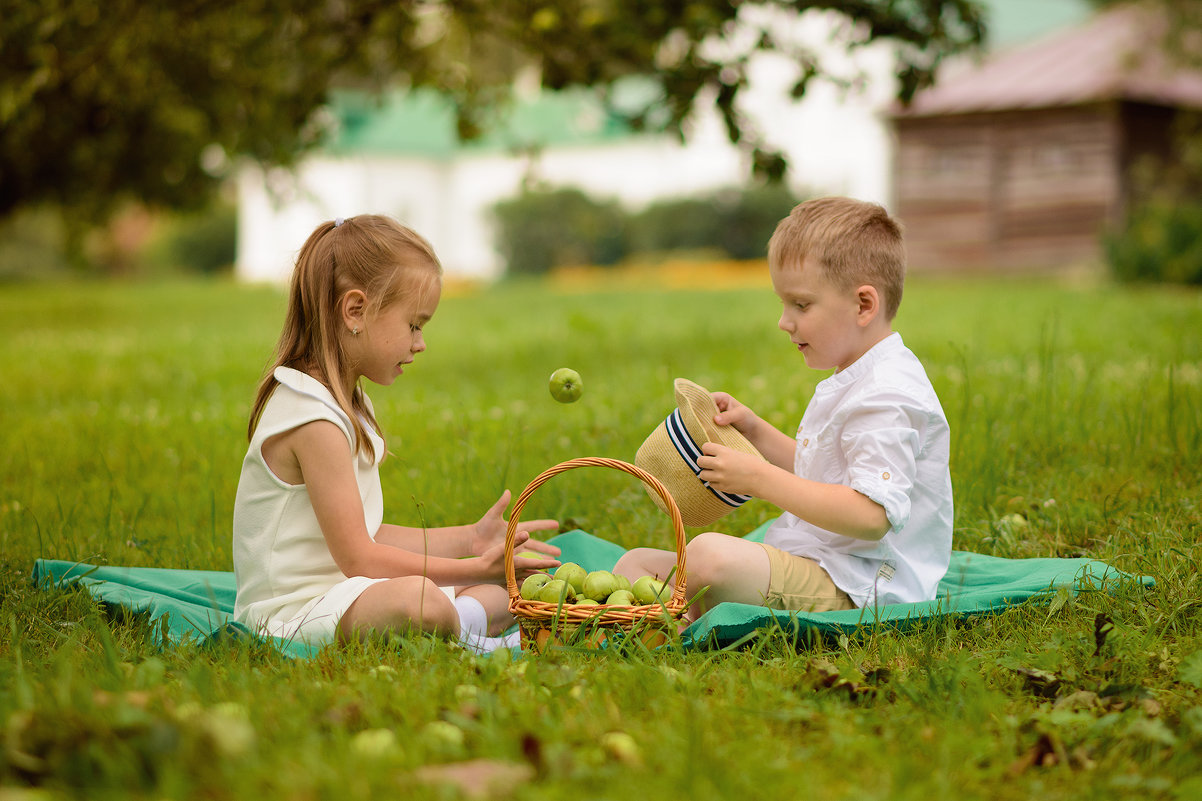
[840,394,922,533]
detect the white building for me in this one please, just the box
[236,1,1092,283]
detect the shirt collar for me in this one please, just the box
[819,332,904,391]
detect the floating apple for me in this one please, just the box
[538,579,576,604]
[631,575,671,605]
[554,562,588,594]
[583,569,621,601]
[520,573,552,601]
[548,367,583,403]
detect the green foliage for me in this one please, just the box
[0,0,986,232]
[494,183,802,274]
[1106,197,1202,285]
[1,277,1200,799]
[493,187,627,275]
[144,204,238,276]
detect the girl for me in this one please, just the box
[232,215,560,652]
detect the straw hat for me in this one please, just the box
[635,378,764,527]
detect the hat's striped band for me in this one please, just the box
[665,409,752,509]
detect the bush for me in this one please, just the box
[492,183,802,275]
[147,203,238,275]
[1106,198,1202,286]
[492,187,627,275]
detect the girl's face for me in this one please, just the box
[771,257,868,372]
[354,278,442,387]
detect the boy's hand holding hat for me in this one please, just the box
[634,378,765,527]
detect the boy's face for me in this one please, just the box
[770,257,867,372]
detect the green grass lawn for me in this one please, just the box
[1,275,1200,800]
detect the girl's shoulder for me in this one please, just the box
[257,368,353,438]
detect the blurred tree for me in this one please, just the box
[1,0,985,229]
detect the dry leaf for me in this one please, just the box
[412,758,534,799]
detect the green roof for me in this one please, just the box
[323,87,635,158]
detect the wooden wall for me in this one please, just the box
[894,104,1127,271]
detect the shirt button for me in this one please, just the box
[802,438,809,447]
[882,471,891,480]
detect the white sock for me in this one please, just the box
[454,596,489,639]
[453,596,520,654]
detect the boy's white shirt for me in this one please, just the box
[763,332,953,607]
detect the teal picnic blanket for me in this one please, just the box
[31,524,1152,655]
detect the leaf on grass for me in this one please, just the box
[412,758,534,799]
[1093,613,1114,657]
[1011,666,1063,699]
[1007,732,1067,777]
[1177,649,1202,689]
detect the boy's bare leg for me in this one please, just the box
[682,532,772,618]
[614,534,771,620]
[613,547,677,585]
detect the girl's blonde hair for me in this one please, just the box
[248,215,443,458]
[768,197,906,320]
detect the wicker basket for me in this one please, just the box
[504,457,688,652]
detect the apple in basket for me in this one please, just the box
[605,589,636,605]
[583,569,621,601]
[537,579,577,604]
[520,573,553,601]
[631,576,671,605]
[554,562,588,594]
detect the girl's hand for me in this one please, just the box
[711,391,761,438]
[472,490,561,558]
[480,530,560,582]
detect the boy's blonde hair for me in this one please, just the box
[248,215,443,458]
[768,197,906,320]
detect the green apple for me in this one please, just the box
[632,575,671,605]
[605,589,635,606]
[538,579,576,604]
[615,573,631,592]
[583,569,621,601]
[575,598,599,606]
[554,562,588,594]
[548,367,583,403]
[520,573,552,601]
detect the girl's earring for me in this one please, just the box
[352,326,359,336]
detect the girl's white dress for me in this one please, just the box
[232,366,450,645]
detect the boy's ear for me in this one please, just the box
[855,285,881,327]
[340,289,368,333]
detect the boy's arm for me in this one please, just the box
[710,392,797,471]
[697,443,891,541]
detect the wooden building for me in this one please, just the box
[890,4,1202,271]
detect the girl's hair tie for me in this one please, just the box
[334,217,346,227]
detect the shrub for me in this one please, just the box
[492,187,627,275]
[492,182,802,275]
[1106,197,1202,286]
[150,203,238,275]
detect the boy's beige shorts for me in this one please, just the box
[759,543,856,612]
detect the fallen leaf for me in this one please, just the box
[412,759,534,799]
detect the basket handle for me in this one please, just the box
[503,457,688,607]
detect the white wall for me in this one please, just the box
[236,9,896,284]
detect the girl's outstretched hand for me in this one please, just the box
[480,530,560,583]
[472,490,561,558]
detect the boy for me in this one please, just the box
[615,196,953,617]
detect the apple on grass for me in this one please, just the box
[548,367,583,403]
